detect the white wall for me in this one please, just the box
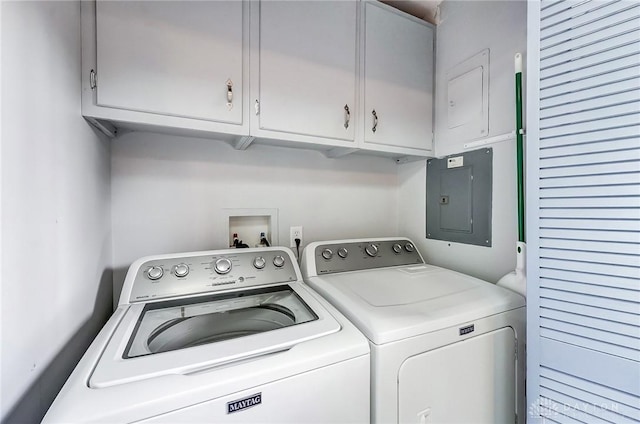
[1,2,112,422]
[111,132,399,302]
[398,0,527,283]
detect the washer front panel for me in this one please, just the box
[129,249,297,303]
[314,239,423,275]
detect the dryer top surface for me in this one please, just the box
[306,264,525,345]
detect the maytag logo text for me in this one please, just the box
[227,393,262,414]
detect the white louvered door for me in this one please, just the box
[527,1,640,423]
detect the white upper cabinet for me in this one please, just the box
[250,1,358,148]
[96,1,242,123]
[82,1,249,138]
[81,0,435,159]
[361,2,435,155]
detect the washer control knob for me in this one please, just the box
[253,256,266,269]
[365,243,378,257]
[404,242,415,253]
[321,249,333,260]
[214,257,232,274]
[273,255,286,268]
[146,266,164,280]
[392,243,402,253]
[173,263,189,277]
[337,247,348,258]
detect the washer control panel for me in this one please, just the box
[314,239,423,275]
[128,249,297,303]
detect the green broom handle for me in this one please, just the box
[515,53,525,243]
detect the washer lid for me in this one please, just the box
[89,283,341,388]
[124,285,316,359]
[306,264,525,345]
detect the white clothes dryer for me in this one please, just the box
[44,247,370,423]
[301,238,526,424]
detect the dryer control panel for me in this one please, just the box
[313,239,423,275]
[126,248,298,304]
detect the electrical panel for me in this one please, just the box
[426,148,492,247]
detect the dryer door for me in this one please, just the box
[398,327,516,424]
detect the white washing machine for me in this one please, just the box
[44,247,370,423]
[301,238,526,424]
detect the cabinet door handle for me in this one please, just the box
[372,109,378,133]
[254,99,260,115]
[90,69,97,90]
[226,79,233,109]
[344,104,351,129]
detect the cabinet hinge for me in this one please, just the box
[89,69,97,90]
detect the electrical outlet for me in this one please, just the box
[290,226,303,248]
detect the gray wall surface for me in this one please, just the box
[110,132,400,305]
[1,2,112,422]
[398,0,527,283]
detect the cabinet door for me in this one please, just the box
[363,2,434,151]
[95,1,243,124]
[257,1,357,142]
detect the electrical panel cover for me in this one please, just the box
[426,148,492,247]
